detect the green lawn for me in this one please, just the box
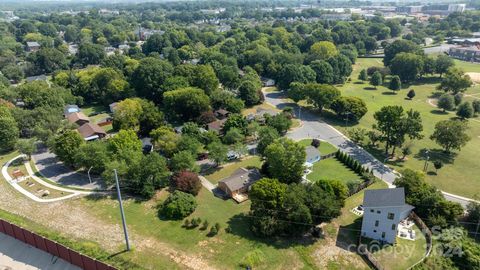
[307,158,360,184]
[81,105,113,133]
[299,139,338,155]
[81,187,310,269]
[318,57,480,198]
[204,156,262,184]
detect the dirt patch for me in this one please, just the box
[0,179,215,270]
[466,72,480,84]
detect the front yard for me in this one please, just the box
[204,156,262,184]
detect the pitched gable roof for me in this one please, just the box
[67,112,89,124]
[77,123,106,138]
[363,188,408,208]
[219,168,261,192]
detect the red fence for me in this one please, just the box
[0,218,116,270]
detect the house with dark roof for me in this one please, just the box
[67,112,90,126]
[77,123,106,141]
[217,168,262,203]
[214,109,230,120]
[360,188,414,244]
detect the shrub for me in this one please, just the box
[172,171,202,196]
[208,226,218,236]
[201,220,209,230]
[239,249,266,268]
[159,191,197,220]
[311,139,321,148]
[183,219,190,228]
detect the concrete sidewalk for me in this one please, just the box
[0,232,80,270]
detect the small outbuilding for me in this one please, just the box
[217,168,262,203]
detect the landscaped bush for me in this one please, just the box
[171,171,202,196]
[159,191,197,220]
[239,249,266,268]
[311,139,321,148]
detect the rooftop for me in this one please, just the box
[67,112,89,124]
[77,123,106,139]
[219,168,261,192]
[363,188,408,208]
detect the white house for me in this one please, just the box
[360,188,414,244]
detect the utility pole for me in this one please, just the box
[114,169,130,251]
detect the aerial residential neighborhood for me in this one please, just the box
[0,0,479,269]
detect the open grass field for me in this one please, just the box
[308,158,360,184]
[81,188,313,269]
[320,57,480,198]
[299,139,338,155]
[81,105,114,133]
[204,156,262,184]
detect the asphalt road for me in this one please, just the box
[263,90,476,208]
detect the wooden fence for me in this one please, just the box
[0,218,116,270]
[357,236,385,270]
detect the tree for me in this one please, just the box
[348,128,367,144]
[456,102,474,119]
[192,64,219,95]
[383,39,422,66]
[264,138,305,184]
[437,67,473,94]
[328,54,353,84]
[309,60,334,84]
[435,55,454,77]
[308,41,338,61]
[177,135,202,156]
[172,171,202,196]
[265,113,292,135]
[374,106,423,155]
[160,191,197,220]
[257,126,280,155]
[388,75,402,93]
[163,87,210,121]
[358,69,368,82]
[238,80,261,106]
[454,93,463,108]
[207,141,228,166]
[150,126,179,157]
[390,52,424,82]
[301,83,341,112]
[113,98,143,132]
[74,141,108,174]
[394,169,463,228]
[276,64,316,90]
[170,151,199,173]
[107,129,142,162]
[77,43,105,65]
[370,71,382,89]
[52,129,84,167]
[210,90,245,113]
[433,161,443,173]
[437,94,455,112]
[15,138,37,160]
[331,96,368,121]
[128,152,170,198]
[222,114,248,134]
[407,89,416,100]
[430,120,470,153]
[131,57,174,104]
[223,128,244,145]
[28,48,67,74]
[472,100,480,115]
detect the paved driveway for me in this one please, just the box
[32,144,104,190]
[0,232,80,270]
[263,90,476,207]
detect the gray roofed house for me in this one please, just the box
[217,168,262,203]
[26,74,47,83]
[361,188,414,244]
[305,146,321,164]
[26,41,40,52]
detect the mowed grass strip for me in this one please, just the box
[323,58,480,198]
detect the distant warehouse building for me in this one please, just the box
[448,46,480,63]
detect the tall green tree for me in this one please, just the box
[437,94,455,112]
[388,75,402,93]
[163,87,210,121]
[456,102,474,119]
[52,129,84,167]
[430,120,470,153]
[264,138,306,184]
[437,67,473,94]
[370,71,382,89]
[131,57,174,104]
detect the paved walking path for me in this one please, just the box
[263,89,479,207]
[2,155,92,203]
[0,232,80,270]
[199,176,216,192]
